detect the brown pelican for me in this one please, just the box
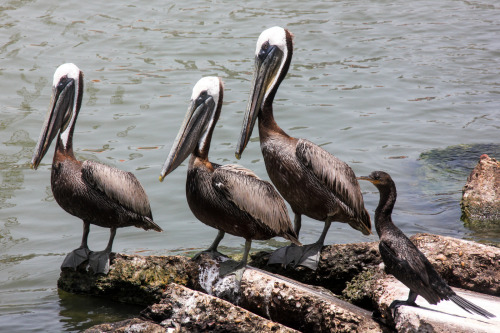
[31,63,162,274]
[159,76,300,276]
[235,27,371,270]
[358,171,495,319]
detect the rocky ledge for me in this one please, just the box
[58,233,500,333]
[461,154,500,229]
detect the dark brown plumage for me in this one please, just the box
[359,171,495,319]
[159,76,299,275]
[235,27,371,269]
[31,63,161,274]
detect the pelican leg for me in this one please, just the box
[267,214,303,267]
[293,213,302,236]
[192,230,228,260]
[219,239,251,281]
[61,221,91,271]
[89,227,116,274]
[294,219,332,270]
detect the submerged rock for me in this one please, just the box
[461,154,500,229]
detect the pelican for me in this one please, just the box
[235,27,371,270]
[159,76,300,276]
[31,63,162,274]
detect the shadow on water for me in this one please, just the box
[57,289,144,332]
[417,143,500,245]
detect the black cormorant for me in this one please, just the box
[359,171,495,319]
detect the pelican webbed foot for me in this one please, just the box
[267,243,303,267]
[192,249,229,261]
[88,250,111,274]
[268,242,323,270]
[61,246,91,271]
[218,259,247,285]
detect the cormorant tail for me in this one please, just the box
[449,294,495,319]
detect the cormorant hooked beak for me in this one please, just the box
[235,44,284,159]
[31,75,76,170]
[159,86,217,182]
[357,171,384,185]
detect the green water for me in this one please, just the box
[1,0,499,331]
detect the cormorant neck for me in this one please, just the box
[374,183,397,236]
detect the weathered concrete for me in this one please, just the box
[461,154,500,229]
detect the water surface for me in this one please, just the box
[1,0,499,331]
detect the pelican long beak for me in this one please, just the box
[31,79,75,170]
[159,94,215,182]
[235,45,283,159]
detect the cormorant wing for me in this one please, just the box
[380,234,431,287]
[212,164,292,235]
[295,139,367,221]
[82,160,152,218]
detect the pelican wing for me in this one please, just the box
[82,160,152,218]
[212,164,293,236]
[296,139,366,218]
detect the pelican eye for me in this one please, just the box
[258,41,271,60]
[196,91,208,106]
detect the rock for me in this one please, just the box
[461,154,500,229]
[59,233,500,332]
[411,233,500,296]
[250,241,381,296]
[58,254,197,305]
[83,318,164,333]
[140,283,299,333]
[370,274,500,333]
[252,234,499,298]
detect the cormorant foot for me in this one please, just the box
[389,299,419,318]
[192,249,229,261]
[61,247,90,271]
[267,243,303,268]
[88,250,111,275]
